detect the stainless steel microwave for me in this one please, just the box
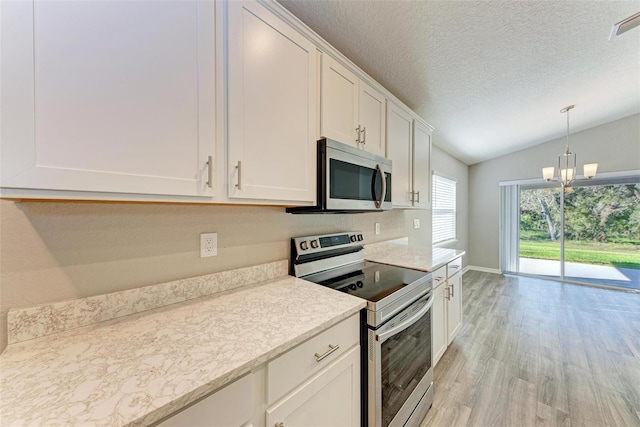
[287,138,392,214]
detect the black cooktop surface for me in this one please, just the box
[311,261,429,302]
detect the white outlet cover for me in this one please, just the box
[413,219,421,229]
[200,232,218,258]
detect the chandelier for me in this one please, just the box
[542,105,598,187]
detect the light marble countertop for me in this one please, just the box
[365,239,465,272]
[0,276,365,427]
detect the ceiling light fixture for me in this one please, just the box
[609,11,640,40]
[542,105,597,187]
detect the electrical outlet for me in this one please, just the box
[375,223,381,235]
[413,219,421,229]
[200,233,217,258]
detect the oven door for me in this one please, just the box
[368,291,434,427]
[325,145,392,211]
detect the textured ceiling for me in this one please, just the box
[278,0,640,165]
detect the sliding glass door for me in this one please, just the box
[501,177,640,291]
[519,187,562,279]
[562,183,640,289]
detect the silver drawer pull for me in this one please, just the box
[450,283,454,298]
[314,344,339,362]
[450,265,460,269]
[435,276,443,281]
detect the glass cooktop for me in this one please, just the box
[310,261,429,302]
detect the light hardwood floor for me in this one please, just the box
[421,270,640,427]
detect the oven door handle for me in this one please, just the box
[375,164,387,209]
[376,293,434,344]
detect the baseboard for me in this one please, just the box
[464,265,502,275]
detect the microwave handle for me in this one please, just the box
[375,164,387,209]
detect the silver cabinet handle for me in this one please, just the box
[435,276,444,281]
[275,423,284,427]
[206,156,213,188]
[409,191,414,203]
[355,125,361,145]
[450,265,460,270]
[415,191,420,203]
[375,164,386,209]
[450,283,454,298]
[445,285,450,301]
[314,344,339,362]
[361,126,366,144]
[235,161,242,190]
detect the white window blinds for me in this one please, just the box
[432,174,456,244]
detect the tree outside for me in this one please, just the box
[519,184,640,271]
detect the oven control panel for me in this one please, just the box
[292,231,364,256]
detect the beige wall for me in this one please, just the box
[0,200,430,351]
[468,113,640,270]
[0,145,470,353]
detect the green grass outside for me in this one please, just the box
[519,240,640,270]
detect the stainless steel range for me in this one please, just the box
[291,232,434,427]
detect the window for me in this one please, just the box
[432,173,457,244]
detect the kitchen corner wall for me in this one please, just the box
[0,200,429,352]
[468,113,640,270]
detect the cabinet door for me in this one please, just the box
[320,55,359,147]
[413,120,432,208]
[447,272,463,344]
[1,1,215,198]
[386,102,414,208]
[358,81,386,157]
[431,283,449,365]
[159,373,253,427]
[227,0,316,203]
[267,346,360,427]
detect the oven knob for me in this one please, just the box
[357,234,363,241]
[310,240,319,248]
[299,241,309,250]
[350,235,357,242]
[356,280,363,288]
[349,283,357,290]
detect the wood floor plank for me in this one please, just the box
[420,271,640,427]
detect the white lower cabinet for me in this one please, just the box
[431,281,449,366]
[266,346,360,427]
[158,372,257,427]
[431,258,463,365]
[159,313,360,427]
[447,272,463,343]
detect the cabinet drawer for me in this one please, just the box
[447,257,462,278]
[267,313,359,405]
[432,266,447,288]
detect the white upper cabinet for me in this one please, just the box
[0,1,215,199]
[358,81,387,157]
[386,102,414,208]
[320,56,359,147]
[386,102,432,209]
[413,119,432,208]
[227,0,317,203]
[321,55,386,157]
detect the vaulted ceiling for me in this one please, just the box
[278,0,640,165]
